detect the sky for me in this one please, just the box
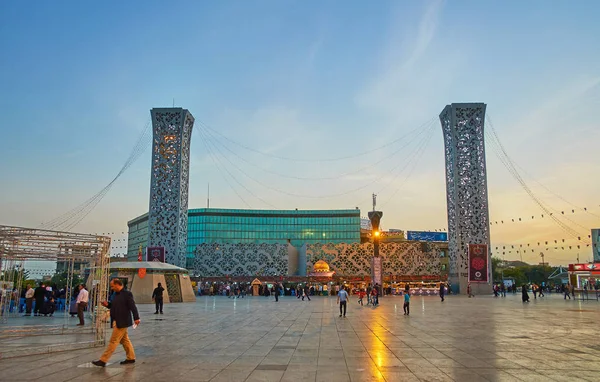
[1,1,599,266]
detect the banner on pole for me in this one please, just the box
[468,244,489,283]
[372,257,382,286]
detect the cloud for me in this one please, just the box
[506,75,600,144]
[354,0,452,139]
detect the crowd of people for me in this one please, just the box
[0,282,94,322]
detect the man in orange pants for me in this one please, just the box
[92,279,140,367]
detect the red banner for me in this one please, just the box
[569,263,600,272]
[468,244,488,283]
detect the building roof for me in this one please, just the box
[108,261,188,273]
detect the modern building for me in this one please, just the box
[128,208,362,268]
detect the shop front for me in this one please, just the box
[568,263,600,290]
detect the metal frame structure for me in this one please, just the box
[440,103,492,295]
[148,108,195,268]
[0,225,111,358]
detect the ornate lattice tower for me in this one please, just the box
[440,103,492,295]
[148,108,194,268]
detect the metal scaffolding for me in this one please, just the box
[0,225,111,358]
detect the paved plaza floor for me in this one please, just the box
[0,293,599,381]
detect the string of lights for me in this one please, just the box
[484,116,586,241]
[196,128,258,209]
[200,119,436,200]
[196,118,436,181]
[196,116,437,163]
[40,120,152,231]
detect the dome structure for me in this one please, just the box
[313,260,330,273]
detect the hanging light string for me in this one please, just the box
[377,122,436,209]
[484,115,585,241]
[40,120,152,231]
[196,116,437,163]
[196,118,436,181]
[199,118,436,200]
[196,128,258,209]
[510,161,600,220]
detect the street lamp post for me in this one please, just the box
[368,195,383,297]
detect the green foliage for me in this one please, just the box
[49,272,84,289]
[494,260,557,287]
[0,268,30,287]
[491,257,503,282]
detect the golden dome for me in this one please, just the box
[313,260,330,273]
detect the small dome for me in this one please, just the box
[313,260,330,273]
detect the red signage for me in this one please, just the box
[569,263,600,272]
[468,244,489,283]
[138,268,146,279]
[147,247,165,262]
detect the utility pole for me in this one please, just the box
[540,252,546,283]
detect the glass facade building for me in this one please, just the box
[127,208,361,268]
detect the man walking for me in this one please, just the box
[337,285,349,317]
[302,285,311,301]
[152,283,165,314]
[439,283,445,302]
[274,283,281,302]
[33,282,46,316]
[76,284,89,326]
[92,278,140,367]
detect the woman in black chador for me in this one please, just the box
[521,284,530,303]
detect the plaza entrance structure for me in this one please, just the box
[0,225,110,358]
[440,103,492,295]
[107,261,195,303]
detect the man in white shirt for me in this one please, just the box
[76,284,89,326]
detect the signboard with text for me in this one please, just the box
[407,231,448,242]
[468,244,489,283]
[146,246,165,262]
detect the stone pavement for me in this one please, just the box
[0,293,599,381]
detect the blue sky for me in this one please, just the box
[1,1,598,265]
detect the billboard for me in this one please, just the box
[407,231,448,242]
[146,246,165,262]
[468,244,489,282]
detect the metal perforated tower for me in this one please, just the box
[440,103,492,295]
[148,108,194,268]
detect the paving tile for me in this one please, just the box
[0,295,598,381]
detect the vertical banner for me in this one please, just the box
[468,244,489,282]
[372,257,382,286]
[137,245,143,262]
[147,247,165,262]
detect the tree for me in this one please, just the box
[491,257,503,282]
[0,267,30,288]
[49,272,84,289]
[503,267,527,286]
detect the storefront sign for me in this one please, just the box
[468,244,488,283]
[569,263,600,272]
